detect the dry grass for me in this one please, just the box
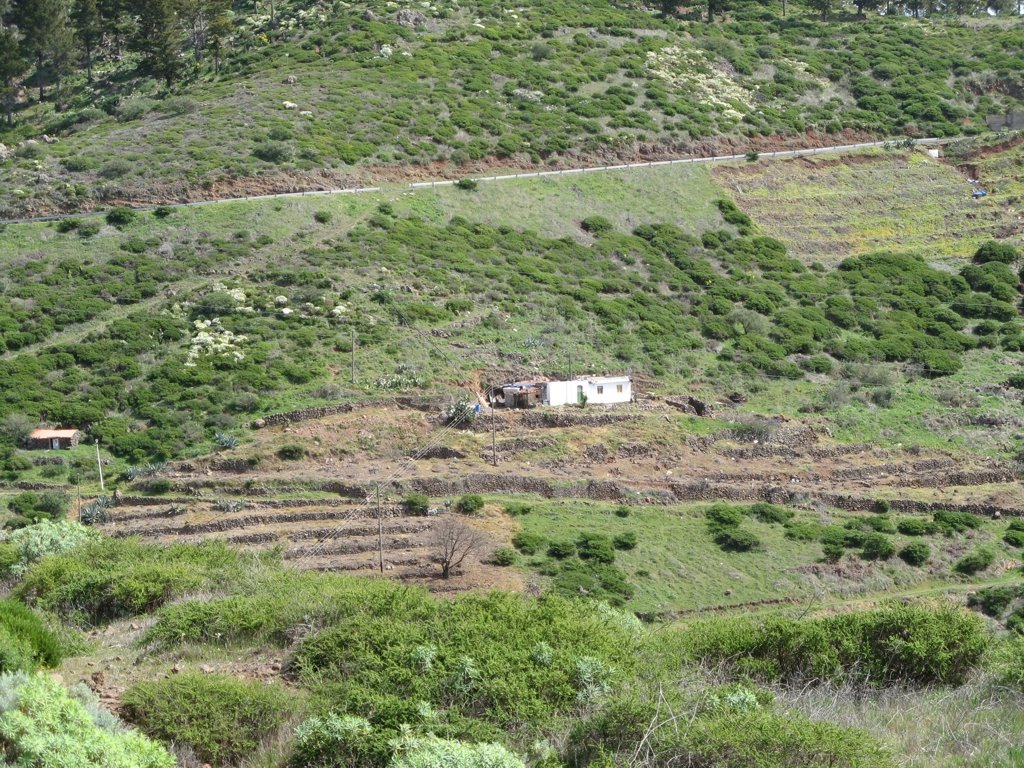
[776,676,1024,767]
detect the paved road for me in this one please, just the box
[0,137,950,226]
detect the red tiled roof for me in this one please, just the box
[29,429,81,440]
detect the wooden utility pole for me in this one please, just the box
[491,403,497,467]
[376,484,384,574]
[350,327,356,384]
[95,440,105,492]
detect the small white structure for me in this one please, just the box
[545,375,632,406]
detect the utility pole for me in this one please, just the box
[376,484,384,574]
[350,327,356,385]
[95,440,105,492]
[491,402,497,467]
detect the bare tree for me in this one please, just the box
[431,518,485,580]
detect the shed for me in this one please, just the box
[27,429,82,450]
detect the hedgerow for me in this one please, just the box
[680,603,987,686]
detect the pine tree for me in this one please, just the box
[73,0,101,82]
[13,0,77,101]
[130,0,183,87]
[0,26,28,125]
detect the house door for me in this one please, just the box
[51,439,60,450]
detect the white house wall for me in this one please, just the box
[544,378,631,406]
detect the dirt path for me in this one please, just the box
[0,138,951,226]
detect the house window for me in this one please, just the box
[616,384,623,393]
[596,385,604,395]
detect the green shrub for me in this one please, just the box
[122,673,298,766]
[492,548,516,567]
[783,520,824,541]
[77,221,101,237]
[860,533,896,561]
[0,673,175,767]
[872,500,891,514]
[570,698,894,768]
[546,540,576,559]
[290,590,640,733]
[933,510,984,534]
[503,502,531,517]
[291,713,390,768]
[0,600,62,673]
[405,493,430,516]
[897,518,936,536]
[1003,528,1024,548]
[681,603,987,686]
[613,532,637,551]
[748,503,792,524]
[898,542,930,567]
[580,216,614,235]
[614,505,630,518]
[105,207,136,227]
[511,532,545,555]
[705,504,745,530]
[16,538,250,625]
[455,178,478,191]
[1,520,97,578]
[966,585,1018,618]
[953,547,996,576]
[973,241,1019,265]
[846,516,896,534]
[455,494,485,515]
[391,734,525,768]
[576,533,616,563]
[277,444,306,460]
[715,528,762,553]
[314,210,333,224]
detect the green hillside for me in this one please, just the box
[2,0,1024,216]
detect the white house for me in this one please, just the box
[544,375,632,406]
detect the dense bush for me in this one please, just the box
[953,547,996,576]
[546,540,576,559]
[105,207,136,227]
[896,518,936,536]
[714,527,762,552]
[0,673,174,767]
[748,503,793,524]
[966,585,1019,618]
[16,538,253,625]
[898,542,930,567]
[859,533,896,561]
[291,713,390,768]
[455,494,485,515]
[277,444,307,460]
[933,510,984,534]
[491,548,516,566]
[973,241,1019,265]
[290,590,641,735]
[404,493,430,516]
[576,533,616,563]
[503,502,531,517]
[511,532,545,555]
[0,521,97,578]
[680,603,987,686]
[612,532,637,551]
[122,673,298,766]
[569,697,895,768]
[0,600,63,673]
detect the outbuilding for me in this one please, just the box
[27,429,82,450]
[544,375,632,406]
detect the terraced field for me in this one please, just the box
[715,149,1021,264]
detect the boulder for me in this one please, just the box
[282,101,298,109]
[395,8,426,27]
[0,143,8,160]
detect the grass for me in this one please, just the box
[508,500,1019,616]
[714,149,1017,265]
